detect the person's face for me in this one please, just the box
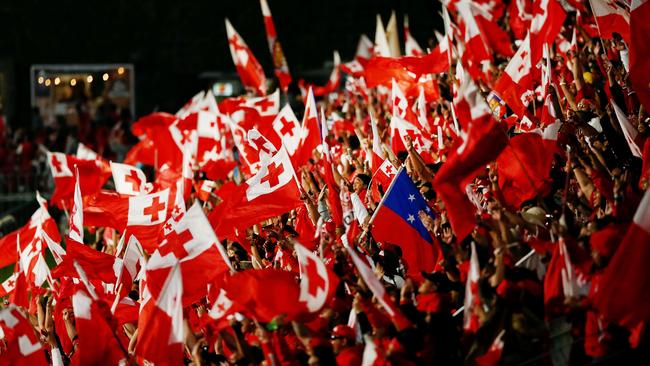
[330,336,346,354]
[353,177,364,192]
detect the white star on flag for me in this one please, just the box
[408,194,416,202]
[407,214,415,223]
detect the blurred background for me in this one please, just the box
[0,0,441,238]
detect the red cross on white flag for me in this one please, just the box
[127,189,170,226]
[47,151,73,177]
[295,242,332,313]
[111,161,147,196]
[272,104,301,155]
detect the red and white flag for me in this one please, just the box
[247,128,278,162]
[293,88,321,167]
[0,193,60,268]
[529,0,567,63]
[0,305,48,366]
[68,168,84,245]
[509,0,533,40]
[295,242,337,313]
[374,14,391,57]
[320,109,344,227]
[341,34,374,76]
[222,268,305,322]
[630,0,650,111]
[590,0,631,44]
[46,151,109,205]
[76,142,98,160]
[51,240,126,290]
[464,243,481,332]
[404,15,423,56]
[493,33,533,118]
[367,110,385,171]
[136,264,184,365]
[594,188,650,327]
[84,189,171,251]
[433,62,508,240]
[455,1,491,72]
[110,161,147,196]
[212,147,303,236]
[260,0,292,91]
[71,289,127,365]
[147,202,232,305]
[0,273,18,297]
[225,18,267,95]
[611,100,643,157]
[240,89,280,122]
[272,104,301,155]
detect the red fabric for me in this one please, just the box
[631,0,650,111]
[292,89,321,168]
[136,268,184,366]
[433,115,508,240]
[213,149,303,237]
[0,305,48,366]
[372,206,438,275]
[529,0,567,63]
[0,209,60,268]
[226,20,267,95]
[260,0,292,92]
[591,0,631,44]
[50,240,122,285]
[72,290,127,365]
[594,190,650,327]
[223,268,306,322]
[48,154,110,206]
[496,133,557,209]
[590,223,628,258]
[145,203,232,306]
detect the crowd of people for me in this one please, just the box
[0,97,136,196]
[2,0,650,365]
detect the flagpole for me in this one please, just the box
[368,166,405,224]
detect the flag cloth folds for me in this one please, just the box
[593,188,650,327]
[225,18,267,95]
[259,0,291,91]
[370,167,438,275]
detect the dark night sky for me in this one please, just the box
[0,0,441,122]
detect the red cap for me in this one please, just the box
[332,325,356,340]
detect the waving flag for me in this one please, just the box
[212,147,303,237]
[0,305,48,366]
[71,289,128,365]
[225,18,267,95]
[295,242,338,313]
[0,193,60,268]
[590,0,630,44]
[631,0,650,111]
[260,0,291,91]
[404,15,423,56]
[46,151,110,205]
[493,33,533,118]
[370,168,438,275]
[272,104,301,155]
[136,264,184,365]
[111,162,147,196]
[594,188,650,327]
[147,202,232,306]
